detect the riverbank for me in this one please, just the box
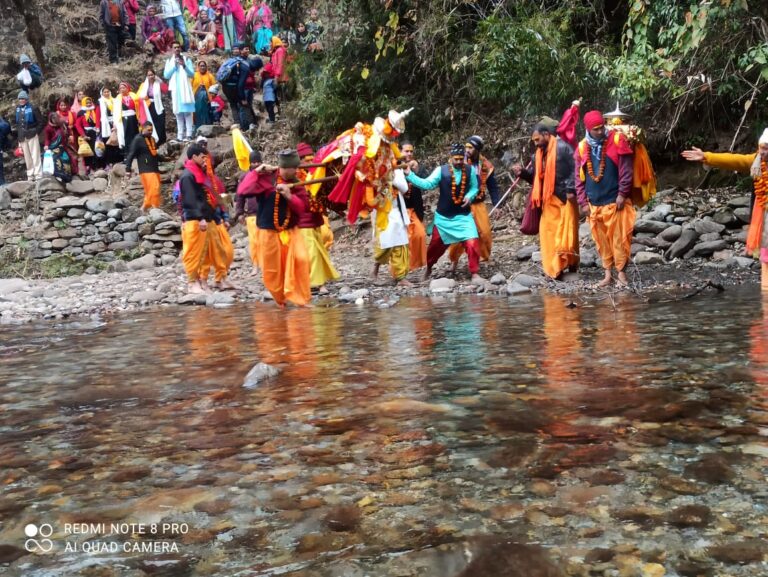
[0,217,758,324]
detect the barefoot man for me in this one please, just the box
[404,143,484,284]
[575,110,635,287]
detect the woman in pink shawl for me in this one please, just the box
[228,0,245,40]
[247,0,273,54]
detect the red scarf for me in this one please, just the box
[184,159,219,208]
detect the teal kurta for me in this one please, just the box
[406,166,479,244]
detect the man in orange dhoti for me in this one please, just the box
[513,123,580,280]
[682,129,768,290]
[575,110,635,287]
[401,141,427,271]
[124,121,162,210]
[179,144,217,294]
[249,149,312,307]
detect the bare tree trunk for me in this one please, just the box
[4,0,47,71]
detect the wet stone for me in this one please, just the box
[667,504,712,528]
[324,505,362,532]
[683,453,735,484]
[708,539,766,564]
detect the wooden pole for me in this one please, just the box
[285,175,340,189]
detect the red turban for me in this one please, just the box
[296,142,314,158]
[584,110,604,131]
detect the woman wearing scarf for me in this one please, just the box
[56,99,77,147]
[270,36,288,114]
[98,87,123,166]
[192,60,215,130]
[75,96,101,174]
[114,81,140,151]
[142,5,175,54]
[43,112,76,182]
[137,68,167,145]
[208,0,236,52]
[247,0,273,55]
[191,10,217,55]
[227,0,245,42]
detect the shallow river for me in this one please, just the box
[1,289,767,576]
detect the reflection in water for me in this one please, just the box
[1,290,767,577]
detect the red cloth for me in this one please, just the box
[584,110,604,131]
[427,227,480,274]
[75,108,101,137]
[328,149,366,224]
[296,142,313,158]
[556,104,580,149]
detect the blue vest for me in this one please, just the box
[256,190,293,230]
[585,153,619,206]
[437,165,473,218]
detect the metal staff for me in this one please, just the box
[488,162,531,217]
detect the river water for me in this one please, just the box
[1,289,767,576]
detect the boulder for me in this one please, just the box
[108,241,138,251]
[243,362,281,388]
[148,208,173,224]
[734,207,751,224]
[634,220,669,234]
[128,290,165,303]
[727,195,751,208]
[693,240,728,257]
[127,254,156,270]
[36,176,65,192]
[5,180,34,198]
[0,186,9,210]
[658,225,682,242]
[665,229,699,260]
[489,273,506,285]
[51,239,69,250]
[515,245,537,261]
[107,260,129,273]
[206,292,235,307]
[111,164,127,178]
[712,249,734,261]
[634,251,664,265]
[0,278,29,295]
[85,198,117,214]
[580,248,600,268]
[735,256,756,269]
[55,195,88,209]
[699,232,722,242]
[196,125,228,138]
[513,274,542,288]
[179,293,208,305]
[693,220,725,235]
[338,288,370,302]
[506,282,531,296]
[712,208,737,227]
[92,178,109,192]
[65,179,95,195]
[83,241,107,255]
[429,278,457,293]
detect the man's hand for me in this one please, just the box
[681,147,705,162]
[241,100,248,106]
[461,197,471,208]
[579,204,590,218]
[402,165,411,176]
[616,195,626,211]
[224,221,231,230]
[237,215,245,225]
[566,192,576,205]
[199,220,208,231]
[276,183,292,199]
[512,164,522,177]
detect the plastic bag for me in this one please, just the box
[17,68,32,87]
[78,137,94,157]
[94,139,106,158]
[106,128,118,147]
[14,145,24,158]
[42,149,54,175]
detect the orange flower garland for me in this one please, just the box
[145,137,157,157]
[451,165,469,205]
[585,141,607,182]
[755,160,768,209]
[274,176,292,231]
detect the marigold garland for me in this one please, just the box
[145,136,157,156]
[755,160,768,209]
[585,141,607,183]
[274,176,292,231]
[451,165,469,205]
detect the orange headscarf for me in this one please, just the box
[531,136,557,207]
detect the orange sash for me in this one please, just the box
[532,136,557,208]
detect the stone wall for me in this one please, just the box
[0,176,181,266]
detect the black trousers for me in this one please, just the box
[105,25,125,63]
[264,101,275,122]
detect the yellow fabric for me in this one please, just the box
[320,216,334,249]
[245,215,260,268]
[140,172,162,210]
[448,202,492,263]
[192,71,216,95]
[374,245,410,280]
[532,135,557,207]
[181,220,211,281]
[256,227,311,306]
[232,126,252,171]
[299,226,340,287]
[199,223,234,282]
[407,208,427,271]
[631,142,657,208]
[540,195,580,279]
[703,151,756,174]
[589,200,636,271]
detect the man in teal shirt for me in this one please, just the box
[404,143,484,283]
